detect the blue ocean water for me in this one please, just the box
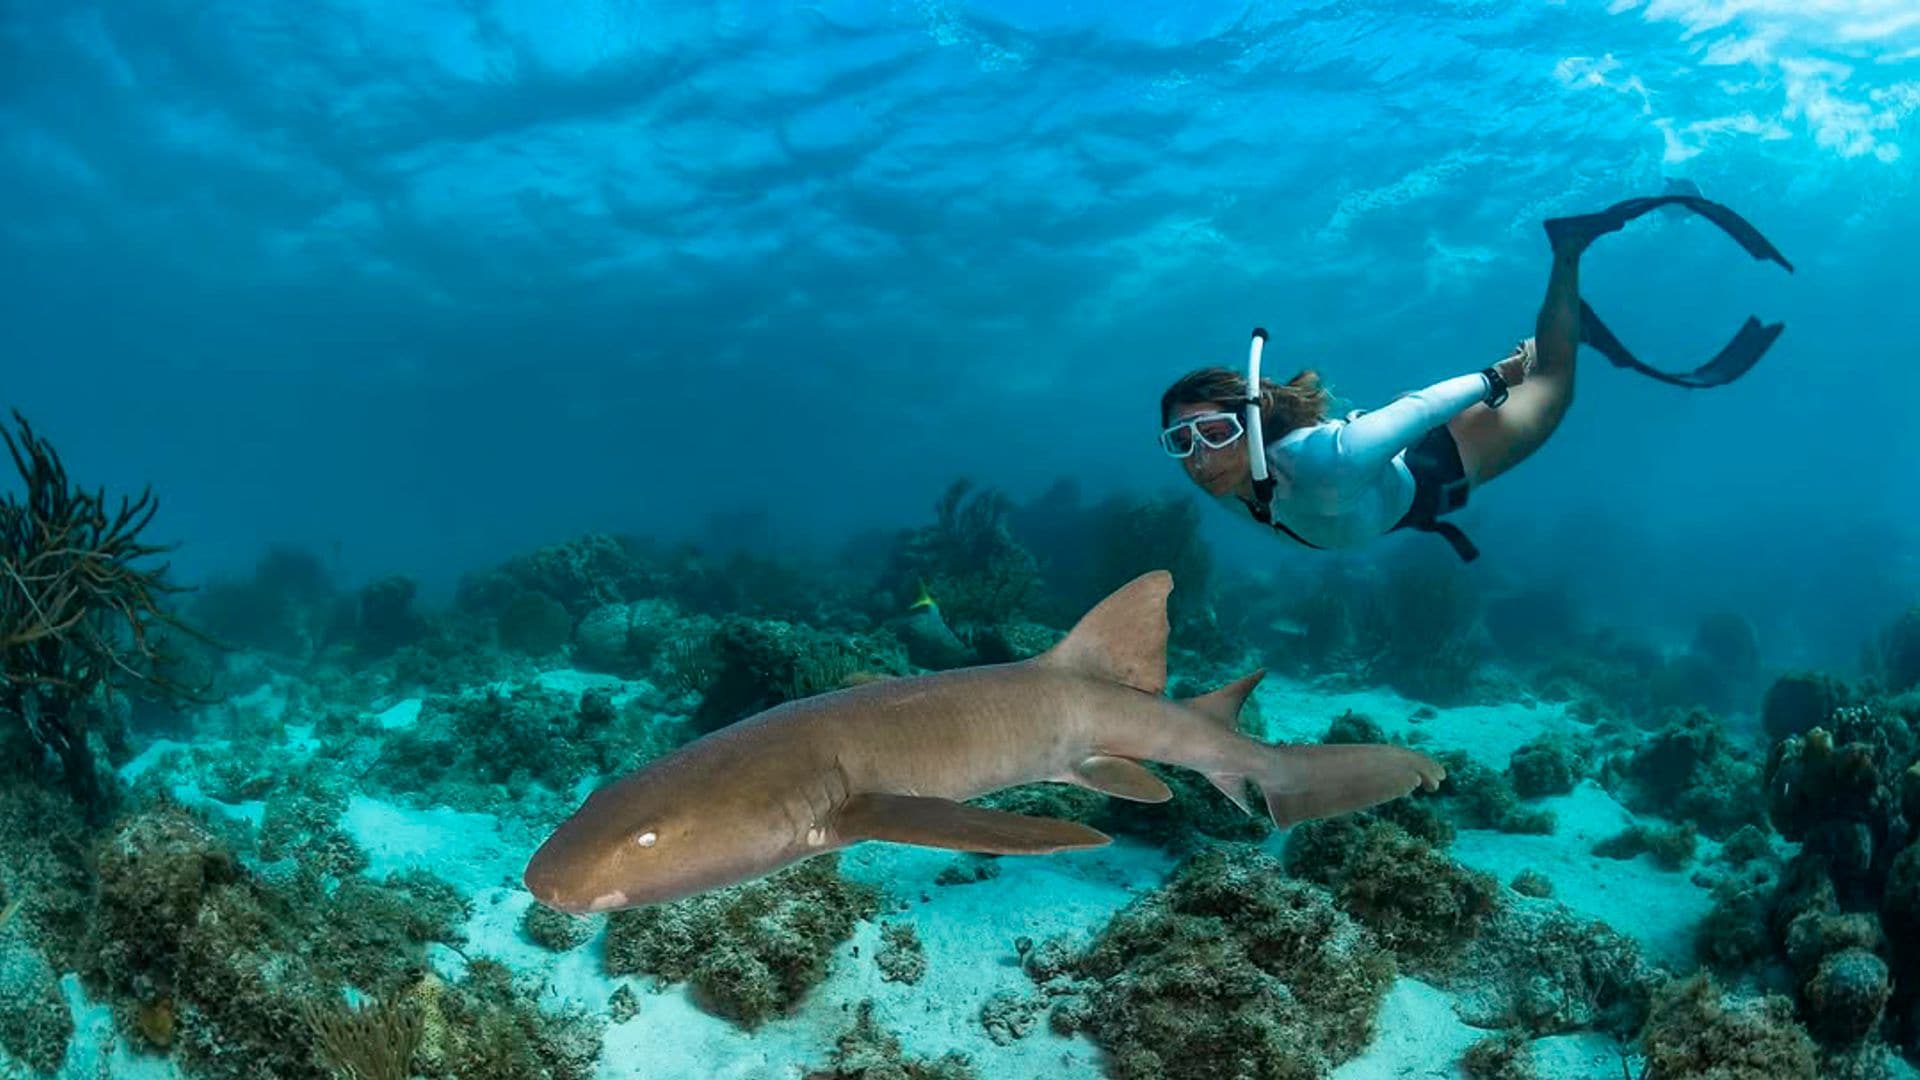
[2,3,1919,1079]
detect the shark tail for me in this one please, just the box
[1182,668,1446,826]
[1253,743,1446,827]
[1047,571,1444,827]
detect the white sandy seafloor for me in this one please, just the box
[13,668,1762,1080]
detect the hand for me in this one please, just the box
[1493,349,1529,388]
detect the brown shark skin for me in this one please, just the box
[523,571,1442,915]
[524,662,1208,911]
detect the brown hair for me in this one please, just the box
[1159,366,1330,441]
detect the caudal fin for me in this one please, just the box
[1253,743,1445,827]
[1181,668,1442,826]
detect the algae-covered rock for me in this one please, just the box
[1461,1031,1535,1080]
[1285,818,1501,973]
[1433,751,1555,835]
[1640,974,1818,1080]
[875,922,925,986]
[1802,948,1890,1044]
[1763,671,1852,742]
[523,903,598,952]
[804,999,976,1080]
[603,855,879,1028]
[1507,734,1585,799]
[1043,845,1395,1079]
[1449,902,1662,1037]
[411,960,605,1080]
[0,934,73,1075]
[1617,709,1765,839]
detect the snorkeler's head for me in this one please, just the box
[1158,367,1329,497]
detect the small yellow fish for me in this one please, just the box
[910,580,938,612]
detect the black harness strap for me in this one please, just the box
[1406,519,1480,562]
[1239,494,1480,563]
[1239,493,1323,550]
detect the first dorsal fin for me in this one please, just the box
[1035,570,1171,694]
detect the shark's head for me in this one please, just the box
[522,758,801,913]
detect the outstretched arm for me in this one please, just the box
[1330,371,1493,473]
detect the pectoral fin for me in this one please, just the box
[1071,755,1173,802]
[833,793,1111,854]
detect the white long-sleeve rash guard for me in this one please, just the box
[1247,371,1493,549]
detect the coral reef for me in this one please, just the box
[523,904,597,953]
[1608,708,1765,839]
[803,1000,976,1080]
[455,533,657,621]
[884,480,1040,632]
[368,683,691,822]
[344,576,430,660]
[572,597,687,678]
[190,545,337,659]
[65,799,558,1080]
[1510,870,1554,899]
[1034,845,1395,1080]
[409,960,605,1080]
[1763,671,1852,741]
[1432,751,1555,835]
[1449,901,1662,1037]
[1594,822,1699,871]
[1656,610,1763,719]
[301,990,423,1080]
[874,922,925,985]
[1697,868,1782,972]
[686,616,908,733]
[603,856,880,1028]
[1461,1031,1535,1080]
[1765,699,1918,906]
[495,589,573,656]
[1506,733,1587,798]
[1638,974,1818,1080]
[977,990,1044,1046]
[1284,817,1500,974]
[1680,675,1920,1067]
[0,908,73,1076]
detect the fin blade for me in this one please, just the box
[1205,772,1256,815]
[1257,744,1446,828]
[1072,756,1173,802]
[833,793,1111,854]
[1185,669,1265,729]
[1035,570,1171,694]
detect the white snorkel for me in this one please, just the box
[1245,328,1269,482]
[1245,328,1276,512]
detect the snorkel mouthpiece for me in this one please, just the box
[1246,328,1270,485]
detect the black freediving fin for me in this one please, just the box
[1545,194,1793,389]
[1579,302,1786,389]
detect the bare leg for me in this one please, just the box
[1447,237,1585,486]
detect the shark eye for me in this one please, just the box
[634,830,658,848]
